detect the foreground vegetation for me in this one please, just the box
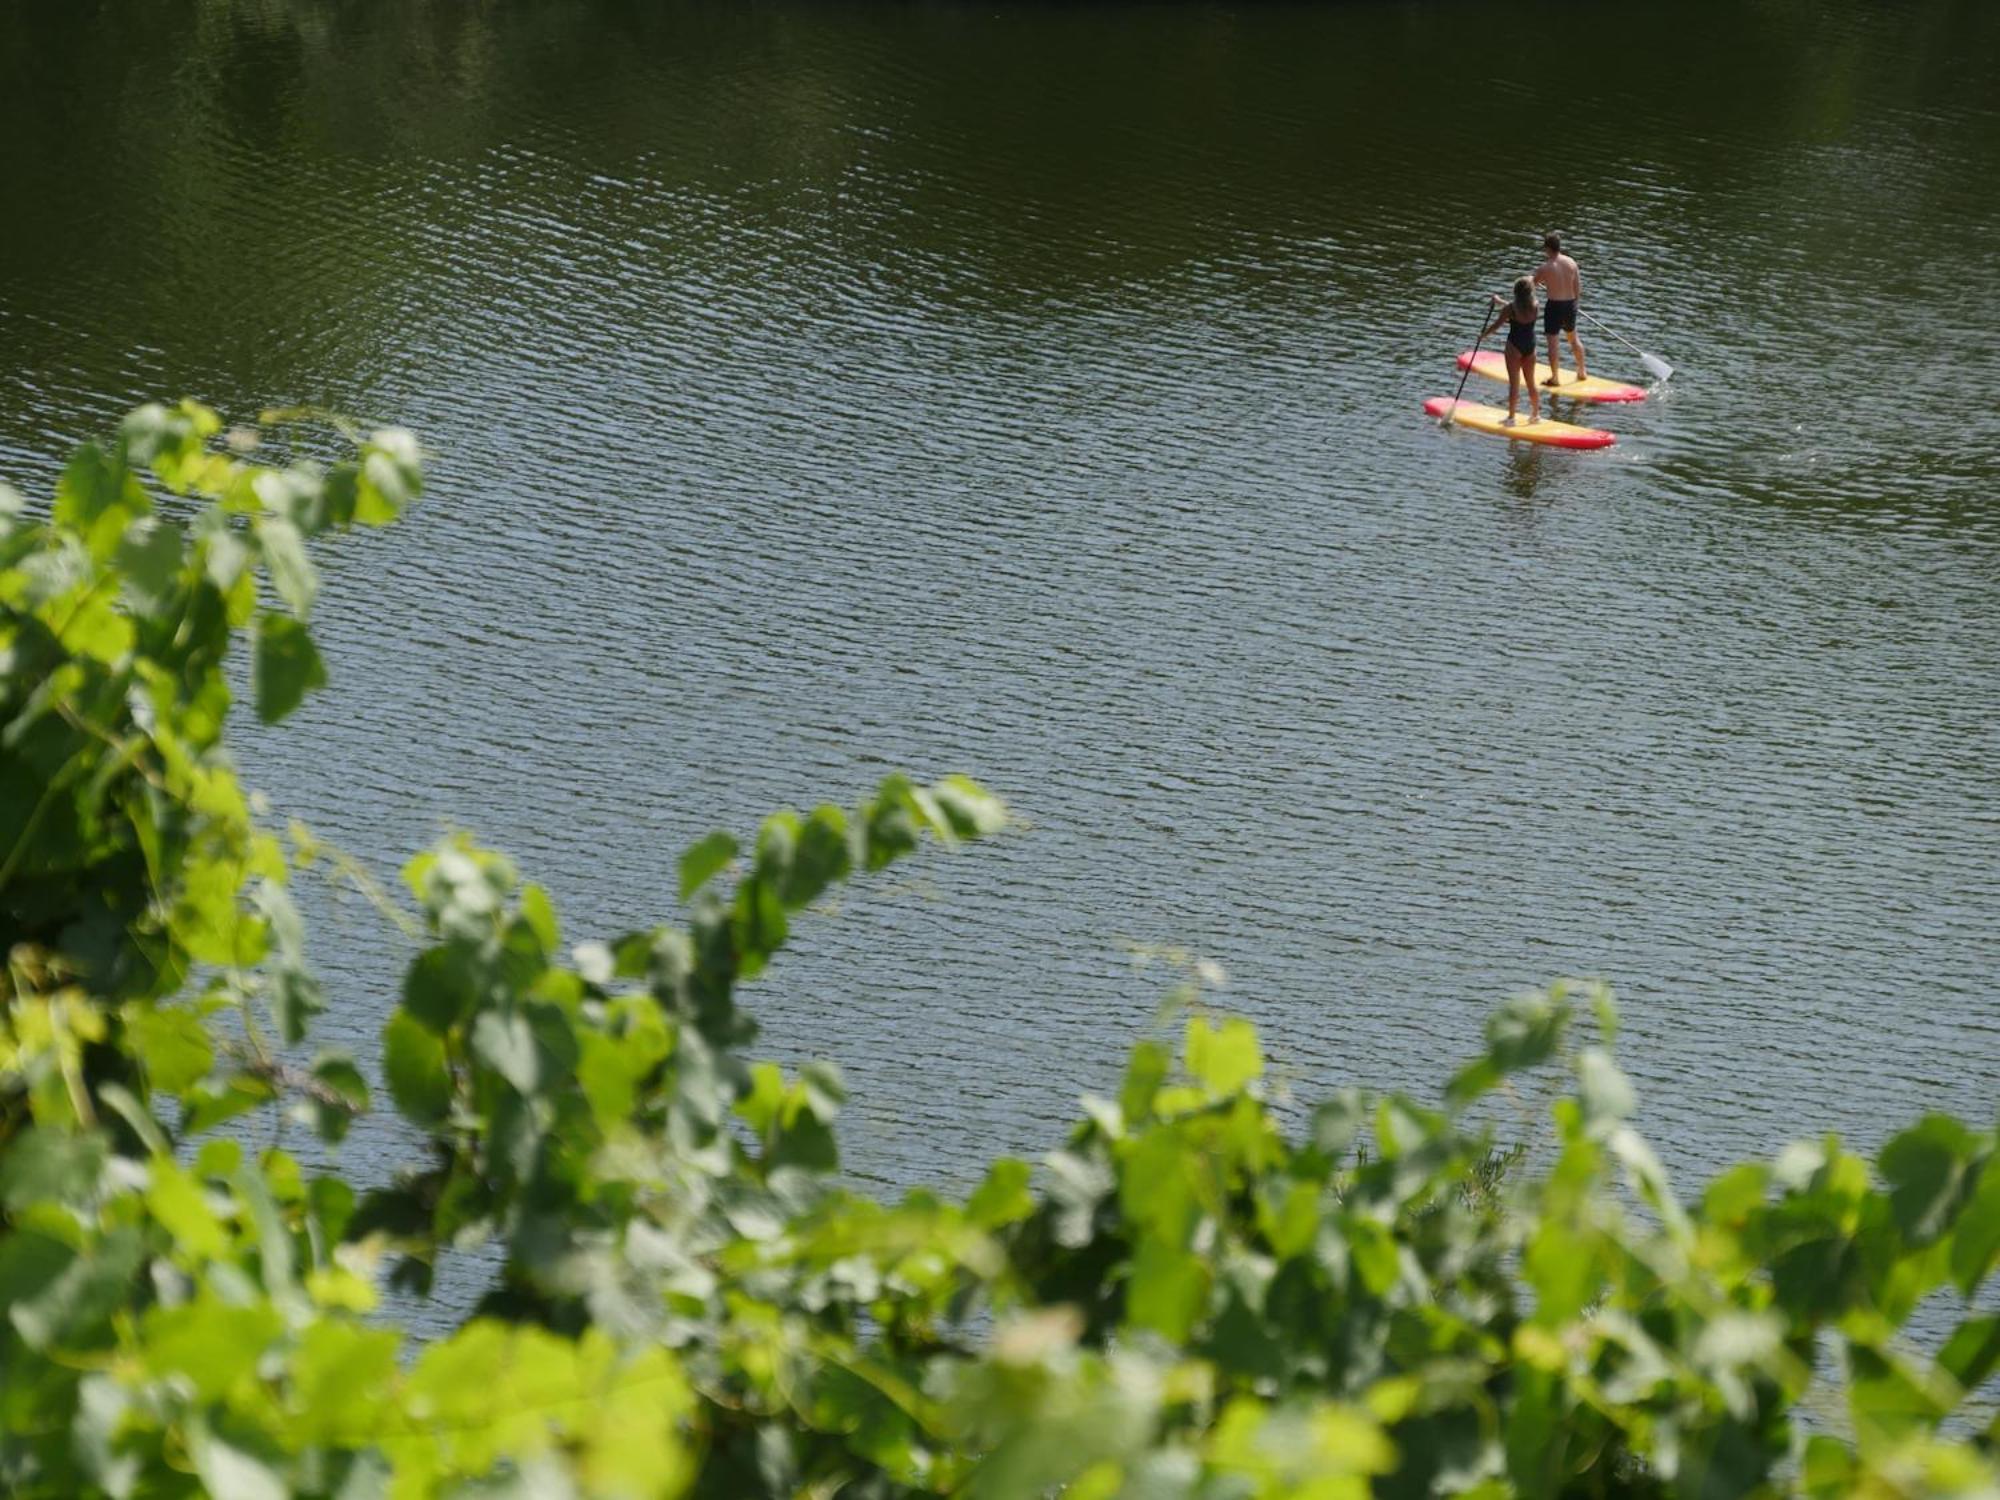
[3,404,1997,1497]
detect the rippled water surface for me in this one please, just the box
[3,0,1996,1218]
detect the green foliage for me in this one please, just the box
[5,405,2000,1497]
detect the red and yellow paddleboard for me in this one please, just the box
[1455,350,1646,403]
[1423,396,1615,449]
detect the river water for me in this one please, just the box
[2,1,1996,1224]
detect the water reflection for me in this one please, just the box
[1500,442,1549,504]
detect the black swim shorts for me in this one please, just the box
[1544,298,1578,336]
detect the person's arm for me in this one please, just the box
[1530,263,1548,287]
[1481,296,1507,338]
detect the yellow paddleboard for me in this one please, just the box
[1455,350,1646,403]
[1424,397,1615,449]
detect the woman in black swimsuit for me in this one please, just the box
[1480,276,1542,425]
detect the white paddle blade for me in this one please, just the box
[1641,353,1674,382]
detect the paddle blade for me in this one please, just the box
[1641,352,1674,382]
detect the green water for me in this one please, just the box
[2,1,1995,1231]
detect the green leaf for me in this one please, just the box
[1949,1157,2000,1296]
[148,1159,230,1260]
[1576,1047,1635,1128]
[1184,1016,1261,1097]
[404,945,480,1033]
[268,966,325,1048]
[968,1159,1035,1229]
[51,585,135,664]
[1122,1129,1198,1243]
[383,1011,453,1126]
[1310,1089,1366,1162]
[731,874,788,979]
[1483,991,1568,1075]
[309,1052,370,1144]
[1847,1345,1947,1440]
[181,1075,277,1135]
[357,431,421,524]
[125,1003,215,1094]
[1118,1041,1169,1126]
[254,514,318,617]
[780,806,851,907]
[54,441,149,559]
[1,1227,144,1349]
[253,611,327,724]
[0,1128,108,1212]
[290,1322,399,1444]
[931,775,1007,838]
[142,1296,284,1401]
[518,882,560,955]
[678,830,738,901]
[472,1010,545,1096]
[862,777,922,871]
[115,515,184,617]
[1525,1221,1600,1324]
[1346,1215,1401,1296]
[1879,1114,1980,1244]
[1127,1239,1207,1342]
[99,1083,172,1156]
[1939,1314,2000,1396]
[189,1422,288,1500]
[312,1057,368,1110]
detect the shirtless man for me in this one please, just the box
[1531,232,1587,386]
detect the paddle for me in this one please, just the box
[1580,309,1673,382]
[1440,297,1498,426]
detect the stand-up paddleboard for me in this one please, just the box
[1424,397,1615,449]
[1454,350,1646,403]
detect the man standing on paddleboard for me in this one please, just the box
[1531,233,1588,387]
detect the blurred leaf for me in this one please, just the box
[969,1159,1035,1229]
[404,944,480,1033]
[255,514,317,616]
[1880,1114,1980,1244]
[384,1011,453,1126]
[1949,1158,2000,1296]
[188,1422,287,1500]
[115,515,184,616]
[932,775,1007,838]
[1576,1047,1635,1127]
[1119,1041,1169,1125]
[1185,1015,1261,1096]
[143,1296,284,1401]
[125,1002,215,1094]
[182,1075,277,1135]
[253,610,326,723]
[0,1128,108,1212]
[1939,1315,2000,1397]
[472,1010,544,1096]
[2,1227,144,1349]
[1128,1240,1207,1342]
[678,830,738,901]
[148,1158,230,1260]
[310,1053,370,1145]
[53,441,149,559]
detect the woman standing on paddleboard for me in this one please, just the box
[1480,277,1542,425]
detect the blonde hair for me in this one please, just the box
[1512,276,1535,316]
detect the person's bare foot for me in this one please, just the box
[1501,415,1517,427]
